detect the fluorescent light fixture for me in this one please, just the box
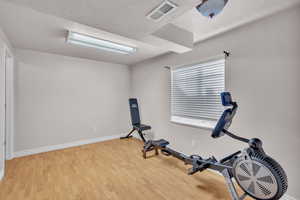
[67,31,137,54]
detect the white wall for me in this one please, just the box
[131,6,300,199]
[14,49,131,152]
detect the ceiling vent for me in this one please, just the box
[147,0,178,21]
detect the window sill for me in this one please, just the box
[170,116,216,130]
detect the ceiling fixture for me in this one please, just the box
[147,0,178,21]
[196,0,229,18]
[66,31,137,54]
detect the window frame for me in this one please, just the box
[170,57,225,130]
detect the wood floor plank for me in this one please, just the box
[0,139,252,200]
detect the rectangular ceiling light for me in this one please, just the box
[66,31,137,54]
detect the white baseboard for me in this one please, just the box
[6,153,14,160]
[14,134,122,158]
[282,194,298,200]
[0,169,4,181]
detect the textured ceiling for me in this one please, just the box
[0,0,299,65]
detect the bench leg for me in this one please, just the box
[142,149,147,159]
[138,130,146,143]
[120,128,135,139]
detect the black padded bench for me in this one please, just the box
[120,98,151,142]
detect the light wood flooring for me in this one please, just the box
[0,138,252,200]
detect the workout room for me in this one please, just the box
[0,0,299,200]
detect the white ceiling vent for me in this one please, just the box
[147,0,178,21]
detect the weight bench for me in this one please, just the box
[120,98,151,142]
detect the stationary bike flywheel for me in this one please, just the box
[233,152,288,200]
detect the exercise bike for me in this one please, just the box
[142,92,288,200]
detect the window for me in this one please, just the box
[171,59,225,129]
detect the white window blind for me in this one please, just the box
[171,59,225,128]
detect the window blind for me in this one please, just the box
[171,59,225,124]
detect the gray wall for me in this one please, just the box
[15,49,131,152]
[131,6,300,198]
